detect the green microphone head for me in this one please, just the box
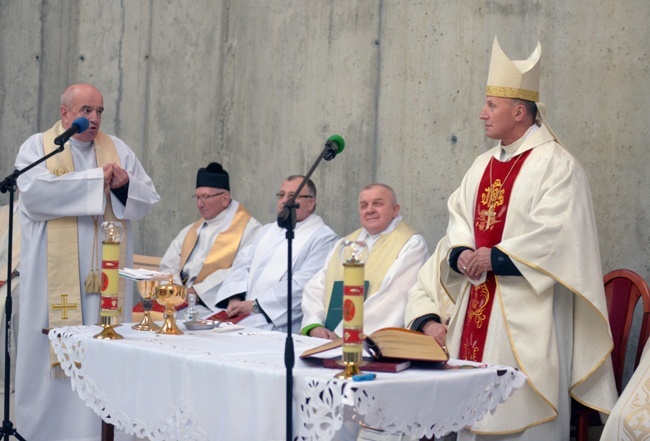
[327,134,345,154]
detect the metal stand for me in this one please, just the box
[0,143,66,440]
[276,136,343,441]
[0,183,23,441]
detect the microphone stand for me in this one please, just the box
[0,142,66,441]
[277,142,339,441]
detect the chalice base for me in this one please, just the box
[334,360,365,379]
[132,311,162,331]
[93,323,124,340]
[157,308,184,335]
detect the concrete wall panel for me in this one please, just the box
[0,0,648,284]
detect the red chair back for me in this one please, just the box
[603,269,650,394]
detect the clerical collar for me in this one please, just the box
[498,124,540,161]
[359,216,402,250]
[204,201,233,225]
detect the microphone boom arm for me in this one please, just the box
[276,142,332,230]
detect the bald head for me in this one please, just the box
[60,83,104,143]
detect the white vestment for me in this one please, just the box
[301,216,429,336]
[15,133,160,441]
[159,200,261,317]
[215,213,338,333]
[406,123,617,440]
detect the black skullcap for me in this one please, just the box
[196,162,230,190]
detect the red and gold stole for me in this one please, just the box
[459,149,531,362]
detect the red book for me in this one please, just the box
[322,357,411,373]
[205,310,250,324]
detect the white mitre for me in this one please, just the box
[486,36,541,102]
[486,36,561,141]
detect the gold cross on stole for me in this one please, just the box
[52,294,78,319]
[479,206,498,230]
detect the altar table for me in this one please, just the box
[50,324,526,441]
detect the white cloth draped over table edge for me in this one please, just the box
[49,324,526,441]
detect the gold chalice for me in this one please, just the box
[155,277,187,335]
[132,279,162,331]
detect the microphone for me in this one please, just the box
[323,134,345,161]
[54,117,90,146]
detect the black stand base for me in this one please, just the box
[1,419,26,441]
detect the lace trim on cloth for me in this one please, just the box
[294,369,526,440]
[49,326,526,441]
[50,328,210,441]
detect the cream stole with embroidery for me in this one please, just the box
[323,220,416,315]
[179,204,252,284]
[43,121,127,337]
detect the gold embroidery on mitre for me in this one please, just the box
[467,283,490,328]
[51,293,78,320]
[477,179,505,231]
[485,85,539,102]
[53,165,68,176]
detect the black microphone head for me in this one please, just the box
[327,134,345,154]
[323,134,345,161]
[72,117,90,134]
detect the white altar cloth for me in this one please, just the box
[50,325,526,441]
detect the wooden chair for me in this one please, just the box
[132,253,161,272]
[571,269,650,440]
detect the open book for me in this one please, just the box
[301,327,449,363]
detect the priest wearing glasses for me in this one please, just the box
[215,175,338,333]
[157,162,262,318]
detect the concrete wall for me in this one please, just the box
[1,0,648,348]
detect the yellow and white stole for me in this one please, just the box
[179,204,252,285]
[322,220,416,317]
[43,121,127,338]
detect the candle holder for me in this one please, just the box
[334,240,369,379]
[94,221,125,340]
[132,278,162,331]
[155,275,187,335]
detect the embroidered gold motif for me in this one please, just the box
[53,165,68,176]
[622,376,650,440]
[477,179,504,231]
[51,294,78,319]
[476,154,524,231]
[467,283,490,328]
[461,333,480,362]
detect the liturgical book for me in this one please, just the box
[301,327,449,364]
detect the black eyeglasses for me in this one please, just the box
[275,192,314,200]
[192,192,227,202]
